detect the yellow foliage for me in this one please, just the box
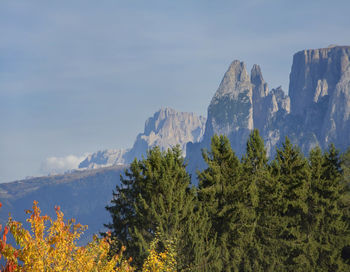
[0,201,134,272]
[142,234,177,272]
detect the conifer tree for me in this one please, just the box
[308,145,350,270]
[240,129,277,271]
[340,147,350,265]
[185,201,219,272]
[198,134,241,271]
[105,146,213,270]
[341,147,350,185]
[272,137,310,271]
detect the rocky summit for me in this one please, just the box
[187,46,350,176]
[289,46,350,151]
[80,46,350,174]
[2,45,350,244]
[79,107,206,169]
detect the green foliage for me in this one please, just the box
[307,145,350,270]
[239,129,272,271]
[272,137,310,271]
[105,131,350,271]
[198,134,241,271]
[105,146,211,270]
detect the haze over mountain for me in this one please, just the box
[1,46,350,243]
[79,107,206,169]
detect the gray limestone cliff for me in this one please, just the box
[251,64,269,132]
[80,46,350,179]
[124,107,206,161]
[202,60,254,156]
[3,46,350,243]
[79,108,206,169]
[187,60,290,166]
[289,46,350,151]
[187,46,350,180]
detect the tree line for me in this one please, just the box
[105,129,350,271]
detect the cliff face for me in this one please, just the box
[79,108,206,169]
[3,46,350,243]
[289,46,350,116]
[188,60,290,161]
[187,46,350,178]
[203,61,253,156]
[289,46,350,151]
[125,107,206,161]
[79,46,350,173]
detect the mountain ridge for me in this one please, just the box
[2,45,350,245]
[79,107,206,169]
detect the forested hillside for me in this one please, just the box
[1,131,350,271]
[104,130,350,271]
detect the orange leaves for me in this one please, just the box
[0,201,134,272]
[0,202,18,272]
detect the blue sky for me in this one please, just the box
[1,0,350,182]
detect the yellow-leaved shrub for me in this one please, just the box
[142,233,177,272]
[0,201,134,272]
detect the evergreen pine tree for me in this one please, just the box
[240,129,277,271]
[340,147,350,265]
[272,137,310,271]
[307,145,350,271]
[105,146,209,270]
[197,134,241,271]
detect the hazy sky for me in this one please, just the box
[1,0,350,182]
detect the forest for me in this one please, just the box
[1,129,350,271]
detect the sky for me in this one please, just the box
[1,0,350,182]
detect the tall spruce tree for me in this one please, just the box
[307,145,350,271]
[240,129,277,271]
[197,134,242,271]
[105,146,212,270]
[272,137,310,271]
[341,147,350,265]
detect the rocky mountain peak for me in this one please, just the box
[251,64,269,132]
[287,46,350,151]
[213,60,251,100]
[270,86,290,113]
[251,64,268,98]
[79,108,206,169]
[289,46,350,116]
[128,107,206,160]
[144,107,178,135]
[202,60,254,156]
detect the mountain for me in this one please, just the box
[289,46,350,151]
[79,149,127,169]
[79,107,206,169]
[0,166,124,245]
[2,45,350,245]
[187,45,350,176]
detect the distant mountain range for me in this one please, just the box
[1,45,350,243]
[79,107,206,169]
[189,45,350,158]
[0,166,124,244]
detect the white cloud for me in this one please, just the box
[40,153,89,175]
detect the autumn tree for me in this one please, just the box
[0,201,133,272]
